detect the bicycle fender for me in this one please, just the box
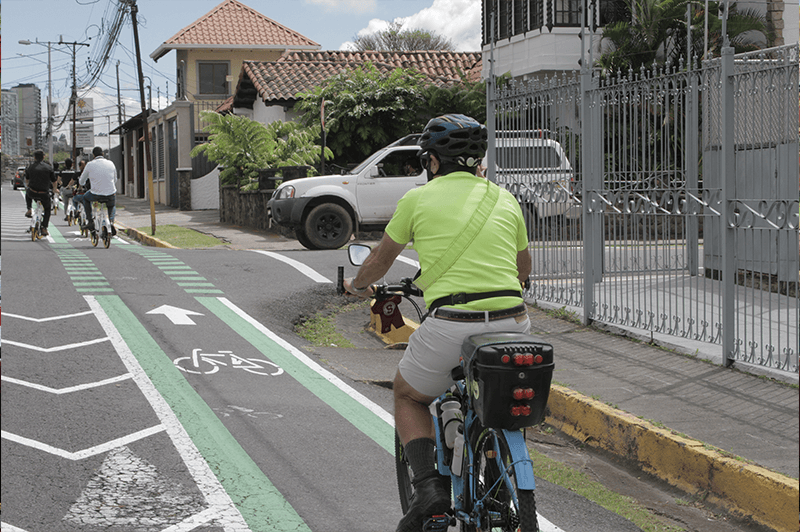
[502,429,536,490]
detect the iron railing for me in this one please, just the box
[489,44,799,374]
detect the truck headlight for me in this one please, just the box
[276,185,295,199]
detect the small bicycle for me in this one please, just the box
[89,199,114,249]
[50,190,59,216]
[29,199,45,241]
[65,197,77,226]
[340,244,554,532]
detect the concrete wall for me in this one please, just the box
[219,185,273,231]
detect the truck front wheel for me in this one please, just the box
[304,203,353,249]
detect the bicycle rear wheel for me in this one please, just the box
[467,430,538,532]
[102,227,111,248]
[31,223,38,241]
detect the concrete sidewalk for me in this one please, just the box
[113,196,799,532]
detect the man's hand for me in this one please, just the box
[343,277,374,299]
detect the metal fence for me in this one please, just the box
[488,44,799,374]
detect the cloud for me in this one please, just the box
[305,0,377,14]
[345,0,482,52]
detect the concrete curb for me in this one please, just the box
[545,384,799,532]
[116,221,178,249]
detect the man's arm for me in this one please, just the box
[517,248,532,284]
[78,164,90,186]
[344,232,407,297]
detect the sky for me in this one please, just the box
[2,0,482,149]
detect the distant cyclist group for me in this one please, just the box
[22,146,117,238]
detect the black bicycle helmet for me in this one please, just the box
[418,114,488,168]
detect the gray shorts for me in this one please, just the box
[398,310,531,398]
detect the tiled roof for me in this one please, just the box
[151,0,319,61]
[233,50,482,106]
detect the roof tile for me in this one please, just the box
[163,0,318,48]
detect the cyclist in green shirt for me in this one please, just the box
[345,114,531,532]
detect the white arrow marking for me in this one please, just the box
[146,305,204,325]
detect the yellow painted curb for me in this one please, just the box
[545,384,799,532]
[116,222,178,249]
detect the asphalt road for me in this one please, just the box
[1,183,644,532]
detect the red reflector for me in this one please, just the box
[513,387,535,400]
[510,404,532,417]
[501,354,511,364]
[513,353,534,366]
[534,354,543,364]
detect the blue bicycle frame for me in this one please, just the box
[431,379,536,529]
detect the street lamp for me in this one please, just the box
[18,39,53,163]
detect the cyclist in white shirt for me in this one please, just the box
[77,146,118,235]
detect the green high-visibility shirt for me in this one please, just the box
[385,171,528,311]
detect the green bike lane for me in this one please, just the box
[48,225,401,531]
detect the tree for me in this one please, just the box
[597,0,771,76]
[352,21,454,52]
[190,111,332,189]
[295,63,428,166]
[295,63,487,168]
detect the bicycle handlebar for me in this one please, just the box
[336,266,422,299]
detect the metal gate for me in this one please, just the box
[488,44,799,374]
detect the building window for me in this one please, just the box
[554,0,581,26]
[198,62,229,96]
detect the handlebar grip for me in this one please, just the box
[337,266,344,295]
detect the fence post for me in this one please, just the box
[686,67,700,275]
[581,70,602,324]
[719,46,736,367]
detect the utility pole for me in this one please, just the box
[59,38,91,163]
[116,61,125,195]
[127,0,156,234]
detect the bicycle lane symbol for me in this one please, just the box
[174,349,284,376]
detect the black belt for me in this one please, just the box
[433,303,528,322]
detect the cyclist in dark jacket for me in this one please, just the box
[24,150,58,236]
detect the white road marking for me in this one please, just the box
[0,522,30,532]
[160,507,222,532]
[2,337,110,353]
[3,310,94,321]
[64,446,214,530]
[249,250,331,283]
[86,295,250,531]
[539,515,567,531]
[1,374,132,394]
[147,304,205,325]
[1,425,166,460]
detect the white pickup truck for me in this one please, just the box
[267,133,575,250]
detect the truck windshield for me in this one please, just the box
[348,148,389,175]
